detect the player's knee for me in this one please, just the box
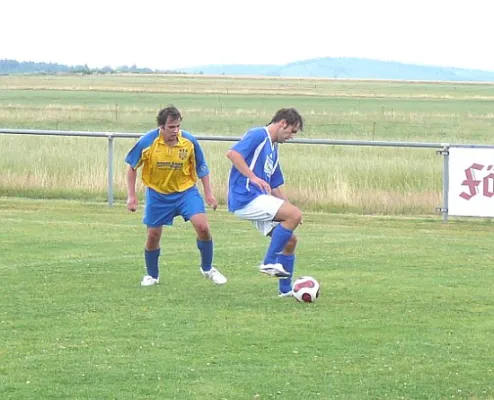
[146,231,161,248]
[195,223,210,239]
[291,207,303,226]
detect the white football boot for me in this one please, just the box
[259,263,291,278]
[200,267,227,285]
[140,275,159,286]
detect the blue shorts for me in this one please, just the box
[143,186,206,227]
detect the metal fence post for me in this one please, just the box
[108,134,114,207]
[443,144,450,222]
[442,144,450,222]
[435,144,450,222]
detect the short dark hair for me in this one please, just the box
[156,105,182,126]
[268,108,304,131]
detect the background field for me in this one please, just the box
[1,74,494,214]
[1,198,493,399]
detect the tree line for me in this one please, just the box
[0,59,188,75]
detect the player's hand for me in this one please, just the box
[251,176,271,194]
[127,195,138,212]
[205,194,218,211]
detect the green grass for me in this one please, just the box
[2,74,494,140]
[2,76,494,399]
[1,198,493,399]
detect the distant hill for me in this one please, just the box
[2,57,494,82]
[179,57,494,82]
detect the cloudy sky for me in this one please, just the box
[2,0,493,71]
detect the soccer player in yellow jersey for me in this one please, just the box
[125,105,227,286]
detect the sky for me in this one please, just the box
[2,0,494,72]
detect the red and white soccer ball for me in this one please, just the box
[292,276,320,303]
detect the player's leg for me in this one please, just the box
[189,212,213,270]
[278,234,297,296]
[190,213,227,285]
[140,188,175,286]
[235,195,294,278]
[263,201,302,269]
[143,226,162,284]
[181,187,227,285]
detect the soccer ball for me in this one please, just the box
[292,276,320,303]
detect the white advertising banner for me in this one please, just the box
[448,147,494,217]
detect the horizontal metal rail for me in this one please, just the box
[5,128,493,222]
[0,128,449,148]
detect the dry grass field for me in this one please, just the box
[1,74,494,214]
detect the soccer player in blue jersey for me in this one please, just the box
[226,108,304,297]
[125,105,227,287]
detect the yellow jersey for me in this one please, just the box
[125,128,209,194]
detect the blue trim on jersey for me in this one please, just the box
[227,127,285,212]
[181,130,210,178]
[124,128,159,169]
[125,128,209,178]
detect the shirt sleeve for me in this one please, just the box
[184,132,210,178]
[271,163,285,189]
[231,129,266,159]
[125,138,147,169]
[125,130,158,169]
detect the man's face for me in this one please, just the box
[160,116,181,143]
[276,121,299,143]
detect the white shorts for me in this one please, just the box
[234,195,285,236]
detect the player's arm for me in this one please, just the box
[226,149,271,194]
[125,135,150,212]
[199,173,218,210]
[188,133,218,210]
[226,149,255,179]
[126,166,138,212]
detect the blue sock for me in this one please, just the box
[263,224,293,265]
[145,248,160,279]
[197,239,213,272]
[278,254,295,294]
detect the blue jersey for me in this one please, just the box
[227,127,284,212]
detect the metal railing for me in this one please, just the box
[0,128,452,220]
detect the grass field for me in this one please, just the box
[2,74,494,140]
[1,74,494,214]
[1,197,493,399]
[1,75,494,399]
